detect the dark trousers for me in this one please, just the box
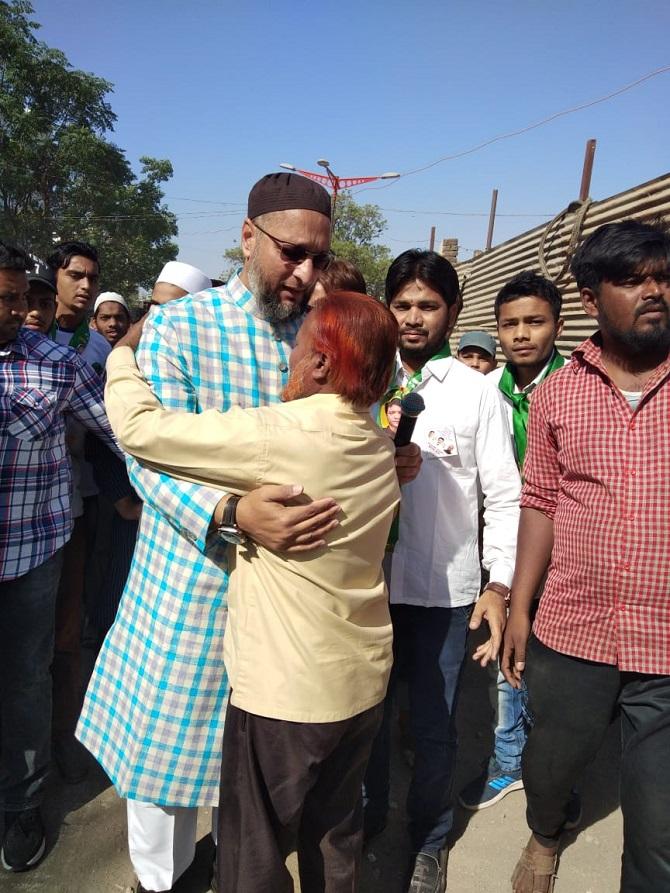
[364,604,471,853]
[52,515,87,736]
[523,635,670,892]
[0,549,63,810]
[217,701,383,893]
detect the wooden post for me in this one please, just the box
[485,189,498,251]
[429,226,436,251]
[579,139,597,202]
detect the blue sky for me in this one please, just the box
[33,0,670,282]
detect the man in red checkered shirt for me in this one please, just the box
[502,218,670,893]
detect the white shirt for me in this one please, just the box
[389,355,521,608]
[488,356,555,449]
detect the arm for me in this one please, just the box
[469,385,522,665]
[66,356,125,461]
[501,381,560,687]
[110,328,341,553]
[124,309,233,553]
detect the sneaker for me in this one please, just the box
[407,849,448,893]
[564,790,582,831]
[458,762,523,810]
[1,808,46,871]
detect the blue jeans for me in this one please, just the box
[0,549,64,811]
[493,672,530,773]
[364,603,471,853]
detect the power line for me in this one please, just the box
[349,64,670,197]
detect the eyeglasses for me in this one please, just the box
[253,221,333,271]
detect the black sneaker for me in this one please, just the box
[1,808,46,871]
[407,848,448,893]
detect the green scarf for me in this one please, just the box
[498,350,565,469]
[378,340,451,428]
[49,317,91,354]
[381,340,452,550]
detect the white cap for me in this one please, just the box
[155,261,211,295]
[94,291,129,313]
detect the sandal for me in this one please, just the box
[511,841,559,893]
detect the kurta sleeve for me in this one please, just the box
[106,347,264,494]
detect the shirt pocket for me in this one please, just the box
[6,388,58,442]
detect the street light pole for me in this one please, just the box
[279,160,400,221]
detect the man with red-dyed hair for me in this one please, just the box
[102,291,401,893]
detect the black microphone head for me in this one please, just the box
[399,392,425,418]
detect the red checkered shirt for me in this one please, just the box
[522,334,670,674]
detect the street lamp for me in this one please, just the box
[279,160,400,218]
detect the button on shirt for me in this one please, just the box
[0,329,120,582]
[523,335,670,674]
[389,356,521,608]
[104,348,400,723]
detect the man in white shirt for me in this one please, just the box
[365,250,520,893]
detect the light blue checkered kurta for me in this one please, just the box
[77,273,300,806]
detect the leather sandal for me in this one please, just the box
[511,842,559,893]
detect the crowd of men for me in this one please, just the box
[1,169,669,893]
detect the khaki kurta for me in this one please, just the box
[105,347,399,723]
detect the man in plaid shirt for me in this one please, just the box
[78,173,420,893]
[503,219,670,893]
[0,240,121,873]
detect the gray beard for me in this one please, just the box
[248,254,302,324]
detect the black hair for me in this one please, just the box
[0,239,31,272]
[384,249,460,307]
[494,270,562,322]
[46,240,100,273]
[570,218,670,293]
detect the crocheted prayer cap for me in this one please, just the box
[248,173,331,220]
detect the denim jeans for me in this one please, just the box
[364,603,471,854]
[493,672,529,773]
[0,548,64,811]
[524,635,670,892]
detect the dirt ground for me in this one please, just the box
[0,633,623,893]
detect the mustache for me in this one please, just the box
[400,327,429,337]
[636,300,669,318]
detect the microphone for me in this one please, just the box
[394,392,425,447]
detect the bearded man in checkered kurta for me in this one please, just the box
[77,173,337,893]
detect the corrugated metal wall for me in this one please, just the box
[449,172,670,357]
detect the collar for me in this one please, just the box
[572,333,670,396]
[510,351,557,395]
[394,352,453,386]
[0,329,29,360]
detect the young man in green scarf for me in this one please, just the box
[459,270,566,812]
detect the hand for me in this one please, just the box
[501,610,531,689]
[114,314,148,352]
[236,484,340,554]
[114,495,142,522]
[469,588,508,667]
[395,443,422,486]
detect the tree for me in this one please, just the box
[331,193,393,298]
[219,194,393,296]
[0,0,177,293]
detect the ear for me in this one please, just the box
[90,317,98,331]
[446,300,460,334]
[555,316,565,338]
[312,351,331,385]
[581,287,599,321]
[240,218,256,262]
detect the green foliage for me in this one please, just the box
[331,193,393,298]
[220,245,244,279]
[0,0,177,294]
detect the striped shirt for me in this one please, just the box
[523,334,670,674]
[77,273,302,806]
[0,329,119,582]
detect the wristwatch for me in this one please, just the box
[217,495,247,546]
